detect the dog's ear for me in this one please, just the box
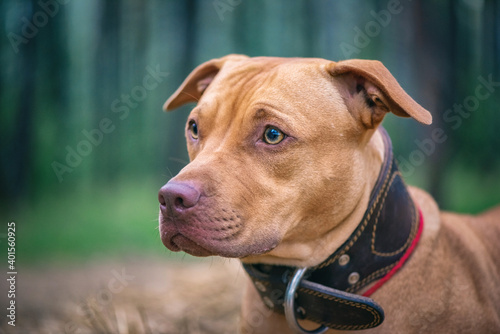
[163,54,249,111]
[328,59,432,128]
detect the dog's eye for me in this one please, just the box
[188,121,199,140]
[263,126,285,145]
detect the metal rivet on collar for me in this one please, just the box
[348,272,360,285]
[263,296,274,308]
[338,254,350,266]
[255,281,267,292]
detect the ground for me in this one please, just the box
[1,257,244,334]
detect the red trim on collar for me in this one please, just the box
[362,207,424,297]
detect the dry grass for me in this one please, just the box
[1,257,245,334]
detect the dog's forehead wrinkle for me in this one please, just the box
[217,63,270,91]
[198,75,273,133]
[249,104,301,129]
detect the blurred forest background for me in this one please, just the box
[1,0,499,265]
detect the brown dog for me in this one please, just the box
[158,55,500,333]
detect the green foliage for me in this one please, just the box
[439,162,500,214]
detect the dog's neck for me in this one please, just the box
[242,129,386,267]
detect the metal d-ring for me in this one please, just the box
[284,267,329,334]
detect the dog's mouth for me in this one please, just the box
[159,214,241,257]
[159,213,281,258]
[167,233,215,257]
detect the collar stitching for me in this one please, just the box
[298,288,381,330]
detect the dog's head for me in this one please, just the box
[158,55,431,265]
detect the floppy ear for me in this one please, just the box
[163,54,249,111]
[328,59,432,128]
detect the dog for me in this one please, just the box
[158,55,500,333]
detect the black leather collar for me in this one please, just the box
[243,127,422,331]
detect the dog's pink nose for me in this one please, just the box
[159,182,201,212]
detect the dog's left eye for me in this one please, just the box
[188,121,199,140]
[263,126,285,145]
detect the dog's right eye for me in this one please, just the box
[188,121,199,140]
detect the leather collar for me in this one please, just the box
[243,127,423,331]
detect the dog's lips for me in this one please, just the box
[159,213,280,258]
[159,222,215,256]
[170,234,215,257]
[159,216,228,257]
